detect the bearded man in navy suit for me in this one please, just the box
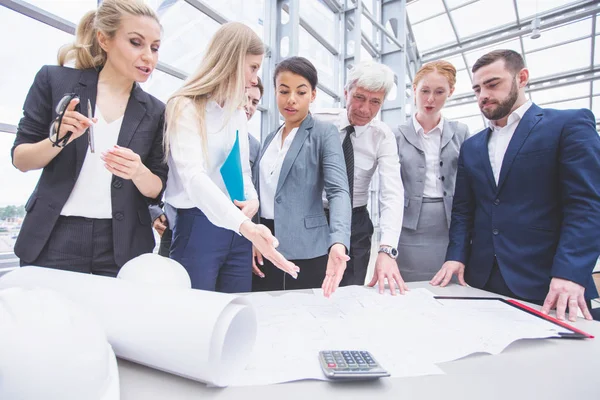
[431,50,600,322]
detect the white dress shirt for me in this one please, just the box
[259,125,299,219]
[61,107,122,218]
[165,98,257,234]
[488,100,532,184]
[412,114,444,198]
[313,109,404,247]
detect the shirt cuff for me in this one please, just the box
[228,210,250,235]
[379,232,400,249]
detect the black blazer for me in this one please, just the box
[11,65,168,267]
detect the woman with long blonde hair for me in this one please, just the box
[164,22,299,292]
[12,0,167,276]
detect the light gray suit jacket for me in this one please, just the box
[395,119,469,230]
[253,114,351,260]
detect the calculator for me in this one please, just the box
[318,350,390,380]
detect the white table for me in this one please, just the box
[118,283,600,399]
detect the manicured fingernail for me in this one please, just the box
[260,274,265,278]
[273,240,279,247]
[259,260,263,266]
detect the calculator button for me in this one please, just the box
[327,363,336,368]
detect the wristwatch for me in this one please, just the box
[378,246,398,259]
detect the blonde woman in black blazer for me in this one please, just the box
[11,0,167,276]
[395,61,469,282]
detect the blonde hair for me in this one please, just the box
[58,0,160,69]
[413,60,457,89]
[164,22,264,160]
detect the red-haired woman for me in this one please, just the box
[395,61,470,282]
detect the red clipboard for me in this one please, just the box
[434,296,594,339]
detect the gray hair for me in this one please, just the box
[345,61,395,97]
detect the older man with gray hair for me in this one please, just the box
[314,60,406,295]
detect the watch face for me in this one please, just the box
[391,248,398,257]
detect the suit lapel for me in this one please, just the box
[440,119,455,149]
[275,115,313,195]
[72,68,99,178]
[496,104,543,192]
[117,83,147,148]
[400,118,424,152]
[478,127,497,191]
[257,122,283,166]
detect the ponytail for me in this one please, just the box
[57,10,105,69]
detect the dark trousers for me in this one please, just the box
[158,227,172,257]
[23,216,119,277]
[252,218,328,291]
[483,259,542,305]
[170,208,252,293]
[340,206,373,286]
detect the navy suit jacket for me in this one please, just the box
[446,104,600,300]
[12,65,167,267]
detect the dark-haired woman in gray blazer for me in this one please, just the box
[396,61,469,282]
[252,57,351,297]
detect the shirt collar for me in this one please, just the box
[488,100,532,130]
[340,110,372,137]
[207,100,222,112]
[412,114,444,136]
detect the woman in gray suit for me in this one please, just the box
[396,61,469,282]
[252,57,351,296]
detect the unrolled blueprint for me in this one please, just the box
[230,286,571,386]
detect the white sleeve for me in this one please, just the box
[169,102,249,233]
[377,123,405,247]
[237,115,258,200]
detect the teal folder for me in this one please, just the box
[220,130,245,202]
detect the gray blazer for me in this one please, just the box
[248,133,261,168]
[395,119,469,230]
[253,114,351,260]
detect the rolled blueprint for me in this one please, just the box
[0,267,257,387]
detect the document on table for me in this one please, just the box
[229,286,574,387]
[0,267,257,387]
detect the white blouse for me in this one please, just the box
[60,107,122,218]
[413,114,444,198]
[259,125,299,219]
[165,98,257,233]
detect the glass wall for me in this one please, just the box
[1,0,597,263]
